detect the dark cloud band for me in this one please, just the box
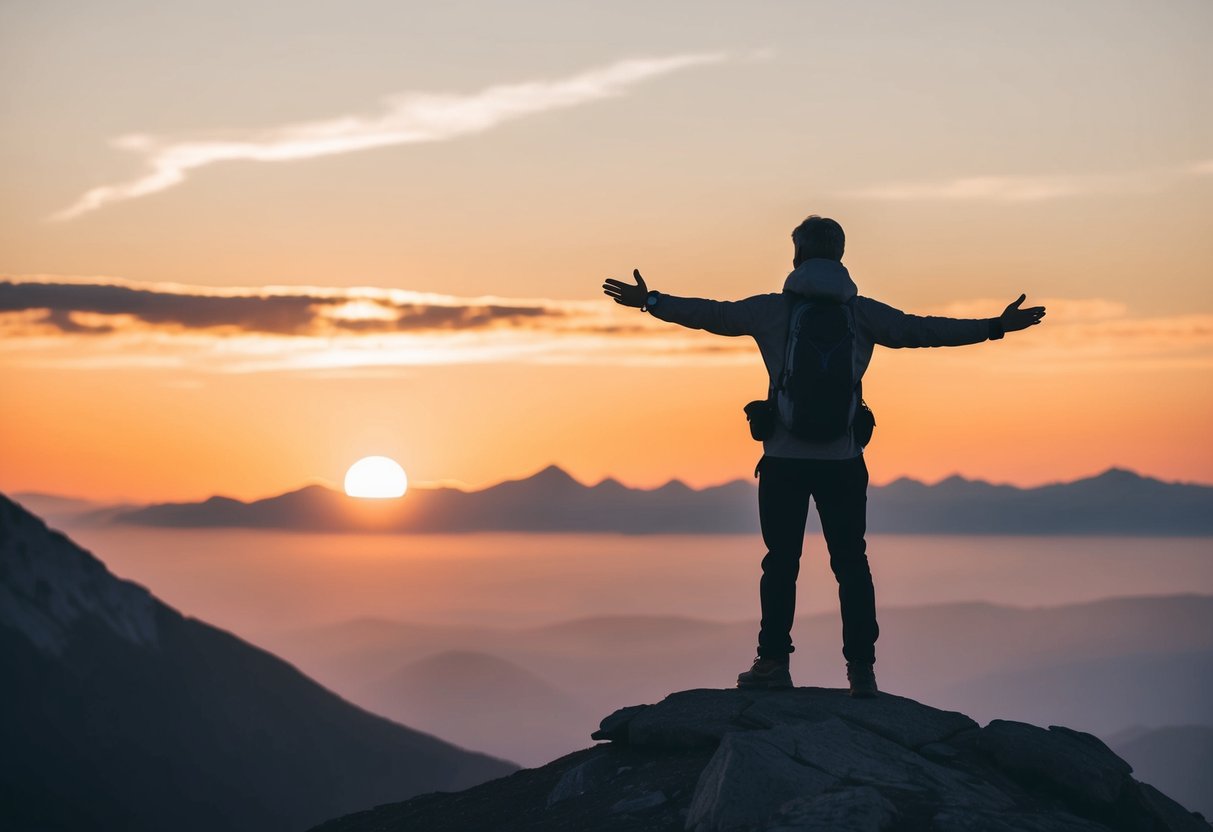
[0,281,557,336]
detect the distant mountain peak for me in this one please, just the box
[526,464,581,486]
[202,494,242,506]
[270,483,341,499]
[533,463,574,482]
[882,475,929,488]
[935,474,976,486]
[193,483,340,508]
[300,482,341,493]
[1091,467,1146,482]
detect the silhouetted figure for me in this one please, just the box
[603,216,1045,697]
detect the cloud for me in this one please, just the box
[50,53,728,220]
[2,277,1209,375]
[925,297,1129,322]
[40,307,116,334]
[909,296,1213,374]
[0,275,757,372]
[847,174,1091,202]
[843,160,1213,203]
[0,278,562,336]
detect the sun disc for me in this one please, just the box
[344,456,408,499]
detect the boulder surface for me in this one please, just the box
[311,687,1211,832]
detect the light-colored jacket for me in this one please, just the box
[648,258,998,460]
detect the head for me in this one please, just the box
[791,215,845,267]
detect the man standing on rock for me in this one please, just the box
[602,216,1045,697]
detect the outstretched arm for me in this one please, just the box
[603,269,776,338]
[860,294,1046,348]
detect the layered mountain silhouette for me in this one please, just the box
[262,595,1213,774]
[0,494,515,832]
[48,465,1213,534]
[310,688,1211,832]
[936,648,1213,739]
[358,650,598,764]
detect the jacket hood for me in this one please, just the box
[782,258,857,302]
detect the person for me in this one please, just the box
[602,215,1045,697]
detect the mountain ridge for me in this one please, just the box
[47,466,1213,535]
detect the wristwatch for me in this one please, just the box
[642,291,661,313]
[987,318,1005,340]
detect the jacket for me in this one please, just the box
[647,259,998,460]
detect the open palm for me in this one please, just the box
[602,269,648,308]
[1001,294,1046,332]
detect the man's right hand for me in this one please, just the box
[1001,294,1046,332]
[602,269,649,309]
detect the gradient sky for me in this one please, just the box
[2,0,1211,501]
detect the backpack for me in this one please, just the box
[775,297,861,441]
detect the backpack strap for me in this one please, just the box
[774,293,811,396]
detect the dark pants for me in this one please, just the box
[756,454,878,666]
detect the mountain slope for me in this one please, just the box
[0,494,515,832]
[107,466,1213,534]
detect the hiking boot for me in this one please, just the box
[737,656,793,689]
[847,662,878,698]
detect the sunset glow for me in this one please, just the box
[0,0,1209,503]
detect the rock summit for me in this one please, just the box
[312,687,1210,831]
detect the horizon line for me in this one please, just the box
[7,463,1207,508]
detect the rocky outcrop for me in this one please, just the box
[312,687,1210,832]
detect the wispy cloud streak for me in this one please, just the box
[843,161,1212,203]
[51,53,727,220]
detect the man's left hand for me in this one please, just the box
[603,269,649,309]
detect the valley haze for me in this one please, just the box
[4,494,1211,824]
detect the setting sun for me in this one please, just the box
[343,456,408,499]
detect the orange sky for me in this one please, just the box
[1,1,1211,501]
[2,283,1211,502]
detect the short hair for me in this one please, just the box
[791,215,845,264]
